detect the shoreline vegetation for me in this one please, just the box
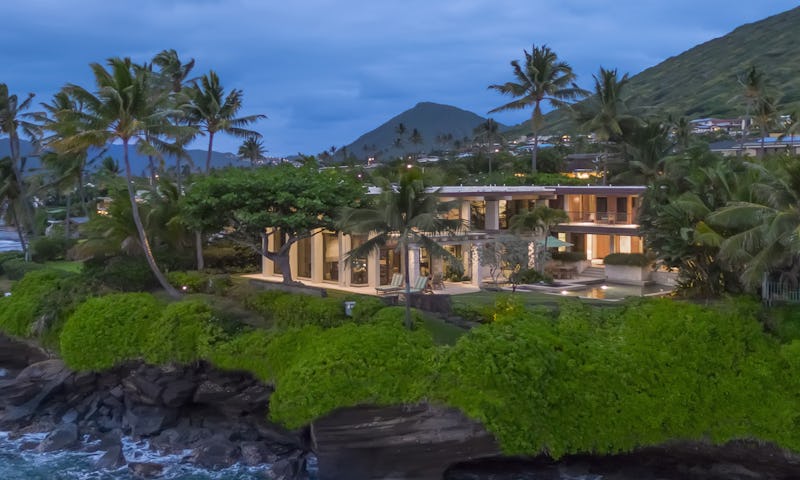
[2,260,800,477]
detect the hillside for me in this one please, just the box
[509,6,800,136]
[0,139,242,176]
[342,102,506,161]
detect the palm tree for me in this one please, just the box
[489,44,585,174]
[184,70,265,173]
[338,168,463,329]
[734,66,768,148]
[473,118,504,174]
[575,67,638,184]
[59,57,192,298]
[409,128,424,156]
[0,157,28,255]
[752,95,778,157]
[0,84,40,254]
[613,119,672,184]
[237,136,267,166]
[704,155,800,291]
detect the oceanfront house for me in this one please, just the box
[261,185,646,290]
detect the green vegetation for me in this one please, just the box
[550,251,586,262]
[60,293,164,370]
[4,265,800,460]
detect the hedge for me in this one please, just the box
[144,299,225,365]
[603,252,652,267]
[550,251,587,263]
[0,269,75,337]
[60,293,163,370]
[245,291,348,329]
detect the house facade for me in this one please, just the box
[261,185,646,289]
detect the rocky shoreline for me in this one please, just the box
[4,333,800,479]
[0,334,309,479]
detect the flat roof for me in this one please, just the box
[367,185,646,196]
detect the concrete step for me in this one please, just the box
[581,267,606,278]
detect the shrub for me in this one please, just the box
[82,255,159,292]
[268,322,437,428]
[435,297,795,457]
[204,243,260,272]
[349,296,388,323]
[550,251,587,263]
[246,291,347,329]
[31,236,77,262]
[369,306,425,328]
[60,293,163,370]
[451,303,494,323]
[0,251,24,274]
[510,268,553,285]
[144,299,226,364]
[2,258,45,280]
[0,269,74,337]
[603,253,651,267]
[167,271,232,295]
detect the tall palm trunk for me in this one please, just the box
[123,139,181,299]
[402,239,412,330]
[205,131,215,173]
[195,132,216,270]
[10,205,28,259]
[64,194,72,239]
[530,112,539,174]
[8,132,34,260]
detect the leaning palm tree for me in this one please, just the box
[237,136,267,166]
[184,70,265,173]
[489,44,585,174]
[0,84,41,254]
[58,57,193,298]
[0,157,28,256]
[338,168,464,329]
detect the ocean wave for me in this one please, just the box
[0,431,274,480]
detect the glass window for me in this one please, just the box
[350,235,369,285]
[470,201,486,230]
[273,229,284,275]
[323,232,339,282]
[297,236,312,278]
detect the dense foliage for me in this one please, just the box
[60,293,164,370]
[6,266,800,460]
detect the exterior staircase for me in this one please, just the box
[580,266,606,282]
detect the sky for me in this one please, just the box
[1,1,797,157]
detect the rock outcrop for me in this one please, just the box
[311,403,500,480]
[0,355,308,477]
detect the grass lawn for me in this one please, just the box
[43,261,83,273]
[451,289,620,311]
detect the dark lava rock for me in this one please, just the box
[128,461,164,478]
[37,422,78,452]
[124,405,176,437]
[189,436,241,469]
[96,444,126,470]
[266,449,309,480]
[241,441,278,466]
[313,403,499,480]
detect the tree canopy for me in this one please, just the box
[182,164,365,284]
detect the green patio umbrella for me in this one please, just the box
[536,236,574,248]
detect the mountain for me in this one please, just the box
[0,139,242,175]
[342,101,506,161]
[509,6,800,136]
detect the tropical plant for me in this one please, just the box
[338,167,464,329]
[489,44,585,174]
[509,205,568,273]
[58,57,193,298]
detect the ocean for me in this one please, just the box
[0,430,317,480]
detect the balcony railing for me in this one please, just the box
[565,211,635,224]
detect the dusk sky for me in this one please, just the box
[1,1,797,157]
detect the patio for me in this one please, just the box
[242,274,482,297]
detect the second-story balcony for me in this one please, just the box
[565,211,637,225]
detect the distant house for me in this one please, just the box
[710,135,800,157]
[45,217,90,238]
[690,118,741,134]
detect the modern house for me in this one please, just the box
[260,185,646,290]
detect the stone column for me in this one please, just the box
[485,200,500,230]
[408,246,421,283]
[311,230,324,283]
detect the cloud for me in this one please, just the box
[0,0,797,155]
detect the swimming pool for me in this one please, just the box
[551,283,671,300]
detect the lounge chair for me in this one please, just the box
[375,273,403,295]
[408,275,431,294]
